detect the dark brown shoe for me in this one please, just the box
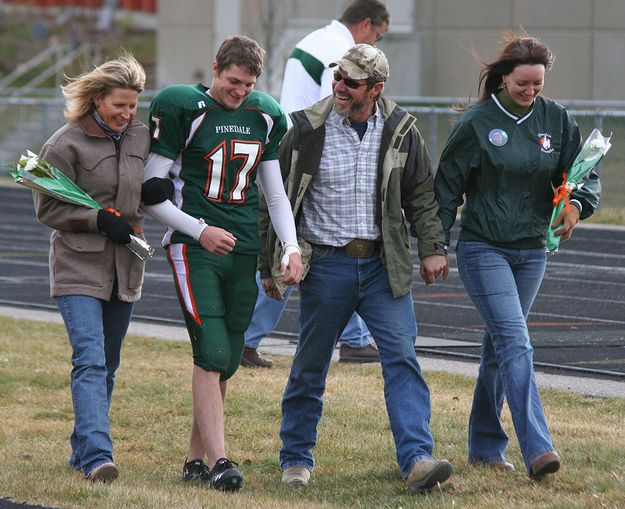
[529,451,560,480]
[240,347,274,368]
[338,343,380,363]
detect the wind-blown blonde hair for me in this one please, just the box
[62,54,146,123]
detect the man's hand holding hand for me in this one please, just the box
[280,252,303,285]
[262,276,283,301]
[419,254,449,285]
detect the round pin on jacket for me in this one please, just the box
[488,129,508,147]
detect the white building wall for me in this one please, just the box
[157,0,625,100]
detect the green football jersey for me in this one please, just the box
[149,83,287,253]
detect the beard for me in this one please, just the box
[332,92,369,120]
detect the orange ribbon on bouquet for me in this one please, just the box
[552,172,571,213]
[104,206,121,217]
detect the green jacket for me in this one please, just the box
[435,94,601,248]
[259,94,447,298]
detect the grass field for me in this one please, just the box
[1,316,624,508]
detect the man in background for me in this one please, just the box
[241,0,390,369]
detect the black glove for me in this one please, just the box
[97,209,133,245]
[141,177,174,205]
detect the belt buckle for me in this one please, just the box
[345,239,374,258]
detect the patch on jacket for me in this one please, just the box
[538,133,554,153]
[69,219,90,232]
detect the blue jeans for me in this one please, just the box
[244,271,370,348]
[456,241,555,473]
[279,247,435,478]
[56,293,134,476]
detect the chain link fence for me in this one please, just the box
[404,101,624,223]
[1,95,623,223]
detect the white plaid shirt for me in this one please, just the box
[298,104,383,246]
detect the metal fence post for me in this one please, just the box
[42,102,50,143]
[428,108,439,166]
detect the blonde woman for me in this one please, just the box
[34,55,150,483]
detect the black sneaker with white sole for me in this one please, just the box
[182,458,211,484]
[209,457,243,492]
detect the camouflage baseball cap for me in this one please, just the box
[329,43,389,83]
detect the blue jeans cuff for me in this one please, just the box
[404,455,435,479]
[281,462,314,472]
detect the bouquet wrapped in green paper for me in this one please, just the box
[8,150,154,261]
[546,129,611,253]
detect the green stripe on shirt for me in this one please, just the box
[289,47,325,86]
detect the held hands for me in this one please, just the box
[261,277,283,301]
[261,250,304,301]
[419,254,449,285]
[280,251,303,285]
[198,225,237,255]
[551,205,580,243]
[96,209,133,245]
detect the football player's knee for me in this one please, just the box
[227,316,253,335]
[221,362,239,381]
[192,348,230,373]
[220,339,244,380]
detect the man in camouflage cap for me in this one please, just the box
[330,42,390,82]
[258,43,452,493]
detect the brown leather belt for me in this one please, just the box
[313,239,380,258]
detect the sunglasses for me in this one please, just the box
[333,71,367,90]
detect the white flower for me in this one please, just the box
[588,138,606,151]
[23,155,39,174]
[579,134,611,162]
[15,150,54,179]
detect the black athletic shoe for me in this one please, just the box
[182,458,211,484]
[209,457,243,492]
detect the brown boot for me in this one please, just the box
[338,343,380,363]
[406,459,452,493]
[240,346,274,368]
[529,451,560,480]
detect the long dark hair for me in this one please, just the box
[477,32,554,103]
